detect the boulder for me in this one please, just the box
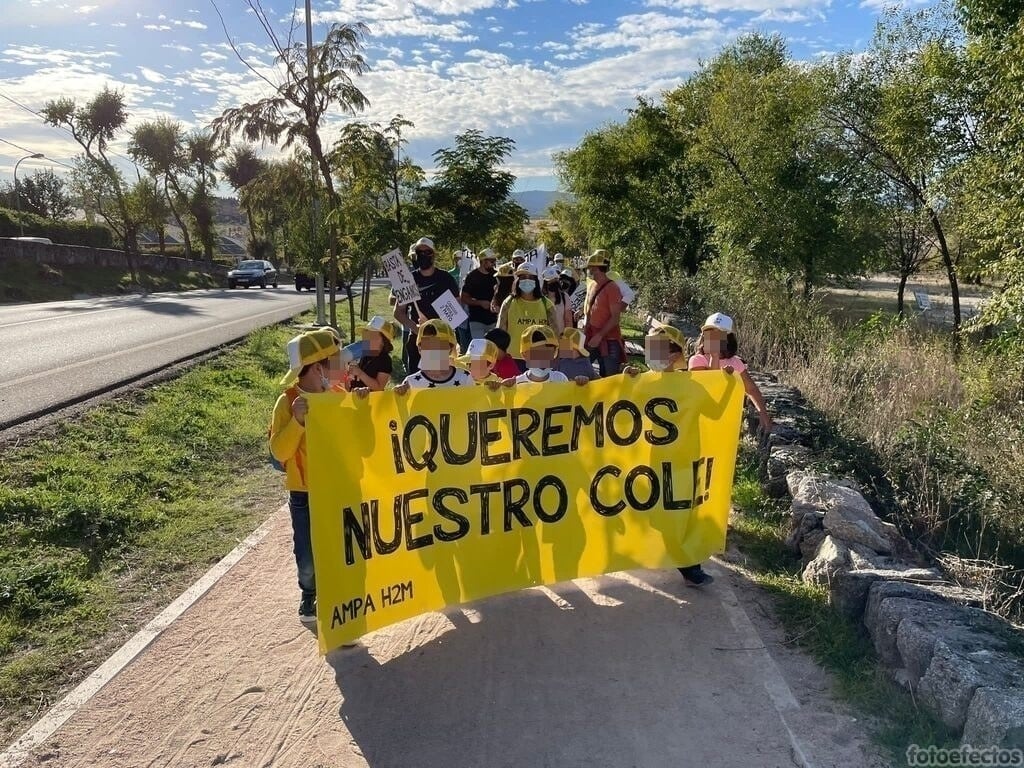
[803,535,850,587]
[830,568,943,623]
[784,507,823,554]
[963,687,1024,749]
[798,528,827,562]
[766,445,814,498]
[917,640,986,731]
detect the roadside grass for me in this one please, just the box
[727,442,957,766]
[0,253,223,303]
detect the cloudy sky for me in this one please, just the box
[0,0,924,192]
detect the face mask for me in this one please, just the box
[319,365,332,390]
[527,368,550,380]
[420,349,450,372]
[648,358,671,372]
[415,252,434,270]
[519,279,536,294]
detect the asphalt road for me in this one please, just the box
[0,287,322,428]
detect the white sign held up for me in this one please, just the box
[431,289,469,330]
[382,248,420,305]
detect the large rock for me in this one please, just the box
[821,492,899,555]
[963,687,1024,749]
[917,640,989,731]
[864,580,983,635]
[798,528,827,561]
[831,568,943,623]
[802,535,850,587]
[765,445,814,498]
[784,506,823,554]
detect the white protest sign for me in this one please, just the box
[525,246,546,278]
[381,248,420,306]
[570,283,588,315]
[432,289,469,329]
[457,247,478,288]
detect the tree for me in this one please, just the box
[670,34,875,297]
[221,145,267,248]
[557,98,711,280]
[127,177,171,254]
[211,7,370,327]
[547,199,590,259]
[425,129,527,252]
[956,0,1024,327]
[823,3,976,332]
[42,88,140,281]
[0,169,73,219]
[129,118,194,259]
[186,130,221,261]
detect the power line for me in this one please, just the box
[0,136,76,170]
[0,88,139,169]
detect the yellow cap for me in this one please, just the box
[497,262,514,276]
[362,315,397,343]
[457,338,499,366]
[521,324,558,353]
[279,329,341,387]
[647,322,687,350]
[587,249,610,268]
[416,318,457,349]
[560,327,588,355]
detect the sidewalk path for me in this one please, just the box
[10,508,884,768]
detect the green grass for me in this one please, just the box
[0,254,223,303]
[727,442,957,766]
[0,304,349,745]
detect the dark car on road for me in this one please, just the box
[294,272,346,292]
[227,260,278,289]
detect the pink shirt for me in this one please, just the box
[688,354,747,373]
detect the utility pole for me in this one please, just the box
[305,0,326,327]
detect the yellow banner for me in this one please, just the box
[306,371,744,653]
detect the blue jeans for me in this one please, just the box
[288,491,316,599]
[456,321,472,353]
[590,341,623,378]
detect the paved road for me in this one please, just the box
[0,287,323,428]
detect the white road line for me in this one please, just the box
[1,301,312,389]
[0,305,128,330]
[0,513,280,768]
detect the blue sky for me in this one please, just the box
[0,0,923,193]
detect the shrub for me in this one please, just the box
[0,207,113,248]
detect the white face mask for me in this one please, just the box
[420,349,450,372]
[647,358,671,372]
[527,368,550,380]
[519,279,536,294]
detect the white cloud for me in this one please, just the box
[143,24,171,31]
[174,19,208,29]
[200,51,228,62]
[139,66,165,83]
[75,5,99,14]
[162,43,193,53]
[646,0,826,11]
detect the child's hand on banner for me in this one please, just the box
[354,387,371,399]
[291,396,308,425]
[393,382,411,396]
[574,376,590,386]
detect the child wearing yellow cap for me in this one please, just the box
[396,319,473,391]
[269,329,343,625]
[458,338,508,390]
[509,325,591,386]
[556,327,597,381]
[347,315,397,392]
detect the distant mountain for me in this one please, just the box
[512,190,573,219]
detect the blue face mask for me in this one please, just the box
[519,279,536,294]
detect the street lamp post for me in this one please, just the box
[13,153,44,238]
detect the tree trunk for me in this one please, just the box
[802,258,813,300]
[346,284,357,342]
[158,227,166,256]
[165,177,193,260]
[926,206,961,336]
[897,272,908,318]
[245,202,257,250]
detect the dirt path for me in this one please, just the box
[9,508,884,768]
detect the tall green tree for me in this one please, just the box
[186,130,221,261]
[0,169,73,220]
[42,88,139,281]
[557,98,710,280]
[823,4,976,331]
[221,144,268,248]
[425,129,526,252]
[956,0,1024,326]
[129,118,195,259]
[211,8,370,327]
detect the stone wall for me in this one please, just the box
[751,373,1024,749]
[0,238,228,275]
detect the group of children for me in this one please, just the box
[270,310,773,624]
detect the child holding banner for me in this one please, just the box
[689,313,774,431]
[556,327,598,380]
[511,325,591,386]
[396,319,474,391]
[483,328,522,380]
[269,329,343,624]
[497,263,557,372]
[346,315,396,392]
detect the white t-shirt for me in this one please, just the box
[514,370,569,384]
[403,368,475,389]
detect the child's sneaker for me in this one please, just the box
[679,565,714,587]
[298,595,317,624]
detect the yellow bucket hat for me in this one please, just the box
[280,329,341,387]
